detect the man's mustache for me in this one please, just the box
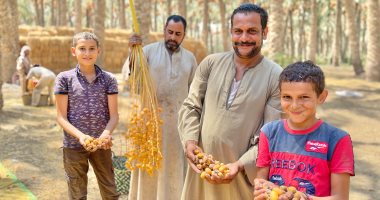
[234,41,256,46]
[167,40,178,45]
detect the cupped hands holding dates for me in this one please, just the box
[253,178,310,200]
[80,135,110,152]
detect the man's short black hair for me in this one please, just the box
[165,15,187,32]
[230,3,268,29]
[280,60,325,96]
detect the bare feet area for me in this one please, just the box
[1,66,380,200]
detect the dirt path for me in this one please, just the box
[1,66,380,200]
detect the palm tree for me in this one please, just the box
[306,0,317,63]
[58,0,68,26]
[332,0,342,66]
[94,0,105,65]
[118,0,126,29]
[50,0,57,25]
[135,0,151,43]
[218,0,229,51]
[74,0,82,33]
[0,37,2,110]
[178,0,186,19]
[202,0,210,52]
[0,0,20,109]
[267,0,284,61]
[33,0,45,26]
[342,0,364,75]
[166,0,172,16]
[0,0,19,83]
[365,0,380,81]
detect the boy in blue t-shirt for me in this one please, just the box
[254,61,355,200]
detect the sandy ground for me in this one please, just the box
[1,66,380,200]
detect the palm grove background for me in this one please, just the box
[1,0,380,110]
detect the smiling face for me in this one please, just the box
[71,39,100,68]
[164,20,185,52]
[230,12,267,59]
[280,81,328,130]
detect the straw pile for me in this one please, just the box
[18,26,207,74]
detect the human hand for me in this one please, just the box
[80,134,98,152]
[185,140,202,173]
[253,178,270,200]
[202,160,240,184]
[253,178,310,200]
[128,34,142,47]
[99,132,113,150]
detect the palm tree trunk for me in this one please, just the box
[0,79,3,110]
[0,36,2,110]
[166,0,172,17]
[218,0,228,51]
[365,0,380,81]
[94,0,105,65]
[298,0,306,60]
[268,0,284,61]
[135,0,151,43]
[33,0,45,26]
[342,0,364,75]
[74,0,82,33]
[50,0,57,26]
[0,0,20,83]
[332,0,342,66]
[58,0,68,26]
[118,0,126,29]
[178,0,186,19]
[288,9,295,60]
[85,2,92,28]
[153,0,158,32]
[306,0,317,63]
[202,0,209,53]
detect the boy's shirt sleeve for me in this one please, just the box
[256,131,271,167]
[107,74,118,95]
[54,73,68,94]
[330,134,355,176]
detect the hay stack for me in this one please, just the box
[18,26,207,74]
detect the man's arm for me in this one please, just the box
[239,66,283,185]
[178,56,213,172]
[178,56,212,145]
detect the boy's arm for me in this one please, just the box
[330,173,350,200]
[99,94,119,149]
[256,167,269,180]
[306,173,350,200]
[55,94,91,146]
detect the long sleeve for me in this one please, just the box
[178,57,212,146]
[238,63,282,185]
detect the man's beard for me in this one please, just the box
[233,40,262,59]
[165,39,181,52]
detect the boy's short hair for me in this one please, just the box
[72,32,99,47]
[280,60,325,96]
